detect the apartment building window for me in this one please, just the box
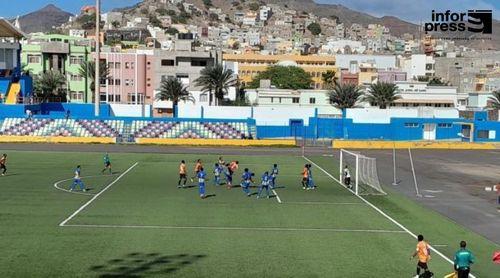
[100,93,107,102]
[108,79,114,85]
[292,97,299,103]
[115,79,121,86]
[70,91,83,101]
[161,59,175,66]
[309,97,316,104]
[27,55,41,64]
[115,62,121,69]
[125,62,130,69]
[191,59,208,67]
[404,123,419,128]
[69,56,84,65]
[130,62,135,69]
[438,123,452,128]
[70,74,83,82]
[128,93,144,104]
[107,62,114,69]
[129,79,134,86]
[125,79,130,86]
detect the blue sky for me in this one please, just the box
[1,0,499,22]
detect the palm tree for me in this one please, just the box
[328,83,364,110]
[321,70,337,89]
[363,82,400,109]
[488,90,500,109]
[33,71,66,102]
[195,64,236,105]
[156,77,195,117]
[78,60,110,97]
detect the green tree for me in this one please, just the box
[307,22,322,36]
[195,64,236,105]
[33,71,66,102]
[203,0,213,8]
[249,65,312,90]
[156,77,194,117]
[157,8,168,16]
[427,77,447,86]
[321,70,338,89]
[140,8,149,15]
[488,90,500,109]
[209,13,219,21]
[328,83,363,110]
[363,82,400,109]
[167,10,176,16]
[78,61,110,96]
[149,15,162,27]
[166,27,179,35]
[111,20,120,28]
[249,2,260,11]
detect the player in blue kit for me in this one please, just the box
[223,163,233,188]
[213,163,222,186]
[270,164,279,189]
[197,167,207,199]
[257,171,271,199]
[70,165,87,192]
[241,168,254,197]
[307,164,316,189]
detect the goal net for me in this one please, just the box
[339,149,386,195]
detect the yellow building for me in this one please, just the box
[358,62,378,85]
[223,53,337,89]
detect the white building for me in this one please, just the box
[400,54,435,80]
[259,6,272,21]
[336,54,396,71]
[321,39,366,54]
[69,29,86,38]
[393,81,466,109]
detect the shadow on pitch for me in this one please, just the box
[89,252,206,277]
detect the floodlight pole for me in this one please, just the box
[94,0,101,117]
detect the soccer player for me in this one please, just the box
[454,240,475,278]
[270,164,279,189]
[343,165,352,189]
[218,156,225,166]
[70,165,87,192]
[307,164,316,189]
[301,164,309,190]
[241,168,254,197]
[178,160,187,188]
[224,163,233,188]
[0,154,7,176]
[227,161,239,189]
[190,159,202,183]
[197,167,207,199]
[101,152,112,174]
[257,171,271,199]
[213,163,222,186]
[411,234,432,278]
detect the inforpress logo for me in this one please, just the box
[424,10,492,34]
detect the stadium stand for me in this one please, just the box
[132,120,249,139]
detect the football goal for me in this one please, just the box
[339,149,386,195]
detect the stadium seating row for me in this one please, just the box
[0,118,250,140]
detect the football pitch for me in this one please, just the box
[0,149,498,277]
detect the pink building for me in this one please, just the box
[96,50,153,105]
[378,70,407,84]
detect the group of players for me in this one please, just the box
[178,157,283,199]
[179,157,318,199]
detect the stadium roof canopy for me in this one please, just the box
[0,18,25,38]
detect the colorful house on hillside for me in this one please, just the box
[21,34,92,103]
[0,19,32,104]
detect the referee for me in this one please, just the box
[454,241,475,278]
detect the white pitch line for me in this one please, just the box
[53,174,119,196]
[302,156,477,278]
[285,201,363,205]
[272,189,282,203]
[59,162,139,227]
[62,223,406,234]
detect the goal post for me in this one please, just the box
[339,149,386,196]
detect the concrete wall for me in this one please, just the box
[109,104,151,117]
[345,108,459,123]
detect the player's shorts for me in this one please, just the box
[242,181,250,188]
[179,173,186,179]
[344,177,351,185]
[226,175,232,182]
[105,162,111,167]
[0,164,5,169]
[417,261,428,269]
[302,177,308,182]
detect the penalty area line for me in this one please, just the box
[302,156,477,278]
[58,162,139,227]
[272,189,282,203]
[62,224,406,234]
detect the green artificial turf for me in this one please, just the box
[0,150,497,277]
